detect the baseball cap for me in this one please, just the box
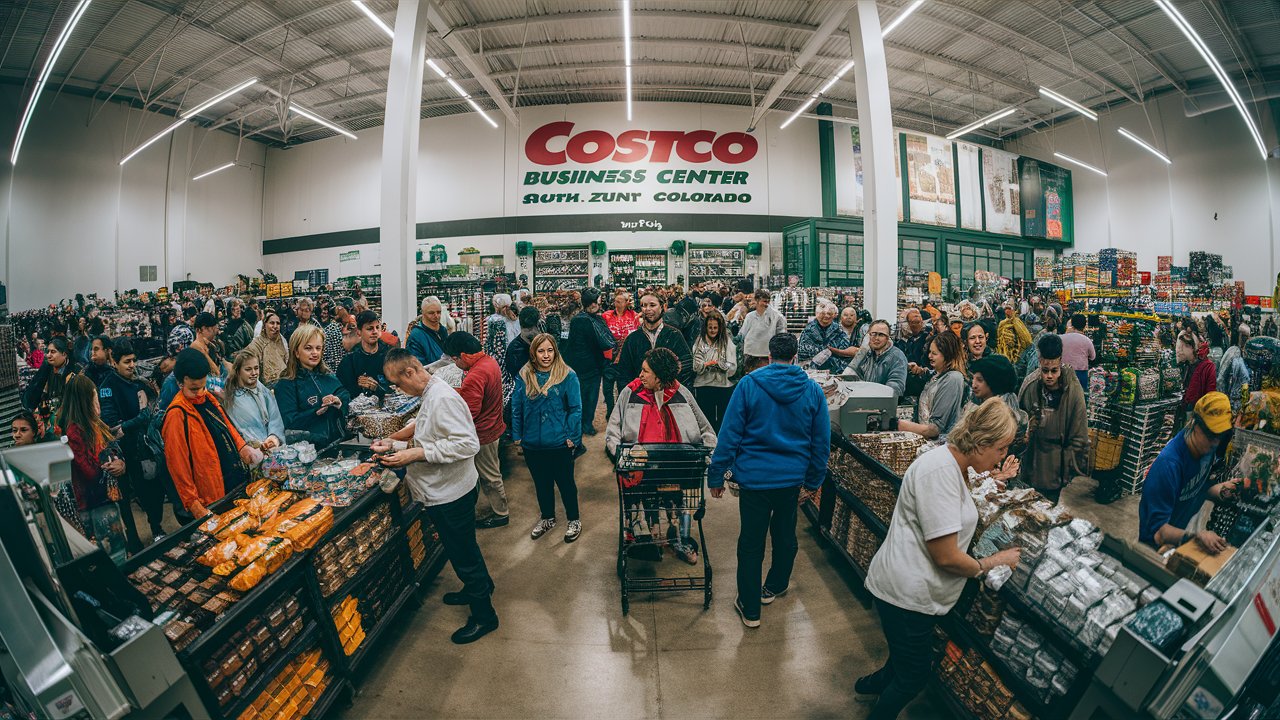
[1194,392,1233,435]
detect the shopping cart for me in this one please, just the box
[614,443,712,615]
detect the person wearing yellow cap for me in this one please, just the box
[1138,392,1239,552]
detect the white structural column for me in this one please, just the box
[380,0,429,336]
[848,1,898,320]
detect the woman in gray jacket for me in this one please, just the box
[606,347,716,564]
[691,310,737,431]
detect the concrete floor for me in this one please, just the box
[332,408,946,720]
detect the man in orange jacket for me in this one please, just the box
[163,349,263,518]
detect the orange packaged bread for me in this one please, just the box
[233,535,288,566]
[197,535,245,567]
[268,502,333,550]
[199,505,249,537]
[228,538,294,591]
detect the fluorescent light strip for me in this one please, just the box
[1154,0,1266,160]
[945,107,1017,139]
[1053,151,1107,177]
[820,59,857,95]
[622,0,632,121]
[1117,127,1172,165]
[780,98,817,129]
[426,58,448,79]
[352,0,394,39]
[289,104,358,140]
[119,118,186,165]
[10,0,93,165]
[1038,86,1098,121]
[181,77,258,119]
[464,97,499,128]
[882,0,926,38]
[192,161,236,181]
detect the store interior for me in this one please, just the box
[2,1,1280,719]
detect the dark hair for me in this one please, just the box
[12,410,41,440]
[754,289,772,302]
[336,296,356,311]
[112,338,135,361]
[48,336,69,356]
[580,287,601,309]
[518,305,541,330]
[1070,313,1087,331]
[382,347,419,373]
[443,331,482,356]
[737,279,754,294]
[174,348,212,381]
[639,292,664,307]
[963,323,986,341]
[931,330,967,375]
[182,307,198,320]
[194,312,218,330]
[93,334,113,353]
[706,292,723,308]
[644,347,681,385]
[969,355,1017,396]
[354,310,379,329]
[1037,332,1064,360]
[769,332,798,361]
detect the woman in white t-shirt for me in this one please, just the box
[859,398,1023,719]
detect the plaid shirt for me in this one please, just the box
[323,320,348,371]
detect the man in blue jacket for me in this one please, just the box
[709,332,831,628]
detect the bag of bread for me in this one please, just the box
[270,503,333,550]
[197,534,250,567]
[199,505,248,536]
[228,538,294,592]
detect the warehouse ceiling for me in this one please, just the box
[1,0,1278,147]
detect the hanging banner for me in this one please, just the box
[982,147,1021,235]
[956,141,982,231]
[1019,157,1074,243]
[903,131,956,227]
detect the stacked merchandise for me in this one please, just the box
[313,503,395,598]
[1091,399,1179,496]
[196,595,307,713]
[234,645,330,720]
[687,247,746,284]
[416,278,508,344]
[405,516,440,571]
[775,287,864,335]
[348,391,421,440]
[333,274,382,314]
[898,270,939,307]
[532,248,590,292]
[1096,249,1139,289]
[936,641,1033,720]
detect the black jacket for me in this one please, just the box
[98,371,151,457]
[617,324,694,389]
[563,311,615,378]
[337,342,393,398]
[22,360,78,411]
[505,335,532,379]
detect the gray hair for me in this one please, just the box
[421,295,443,312]
[493,293,513,310]
[816,299,838,316]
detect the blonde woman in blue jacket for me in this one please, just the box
[512,333,584,543]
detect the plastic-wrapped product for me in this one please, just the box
[985,563,1013,591]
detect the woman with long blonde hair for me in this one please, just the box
[511,333,584,543]
[273,325,350,446]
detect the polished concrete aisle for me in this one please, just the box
[336,421,944,720]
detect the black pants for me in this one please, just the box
[579,372,601,432]
[867,598,938,720]
[735,485,800,618]
[602,364,621,420]
[425,487,496,623]
[694,385,734,432]
[524,446,579,522]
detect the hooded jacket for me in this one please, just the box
[708,363,830,491]
[563,310,615,378]
[1018,368,1089,492]
[163,390,247,510]
[1182,343,1217,410]
[605,378,717,458]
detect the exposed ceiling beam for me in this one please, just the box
[452,8,814,36]
[748,0,854,131]
[425,0,519,127]
[51,0,132,103]
[1203,0,1263,82]
[1075,2,1191,99]
[925,0,1139,105]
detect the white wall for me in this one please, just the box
[0,86,266,311]
[1006,92,1280,294]
[261,101,821,281]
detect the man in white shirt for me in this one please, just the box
[737,289,786,373]
[374,349,497,644]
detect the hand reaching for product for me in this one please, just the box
[988,547,1022,570]
[1195,530,1228,554]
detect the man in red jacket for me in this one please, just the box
[1177,330,1217,412]
[445,332,510,528]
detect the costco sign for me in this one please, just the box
[518,115,766,213]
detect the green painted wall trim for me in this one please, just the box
[263,213,808,255]
[817,102,837,218]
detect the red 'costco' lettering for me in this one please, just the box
[525,121,758,166]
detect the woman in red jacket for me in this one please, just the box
[57,374,133,550]
[1178,331,1217,411]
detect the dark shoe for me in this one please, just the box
[451,616,499,644]
[476,514,510,529]
[855,667,891,695]
[761,585,788,605]
[442,592,470,606]
[734,598,760,628]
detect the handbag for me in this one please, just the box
[98,442,124,502]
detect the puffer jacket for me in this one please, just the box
[511,369,583,450]
[605,379,717,458]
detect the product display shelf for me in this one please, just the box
[995,584,1098,671]
[412,542,446,587]
[801,499,821,529]
[318,533,403,604]
[830,482,889,538]
[939,615,1062,720]
[1091,398,1179,495]
[817,523,869,583]
[346,574,416,675]
[221,621,319,720]
[306,676,352,720]
[836,434,904,490]
[928,677,981,720]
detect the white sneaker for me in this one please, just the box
[564,520,582,543]
[531,518,556,540]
